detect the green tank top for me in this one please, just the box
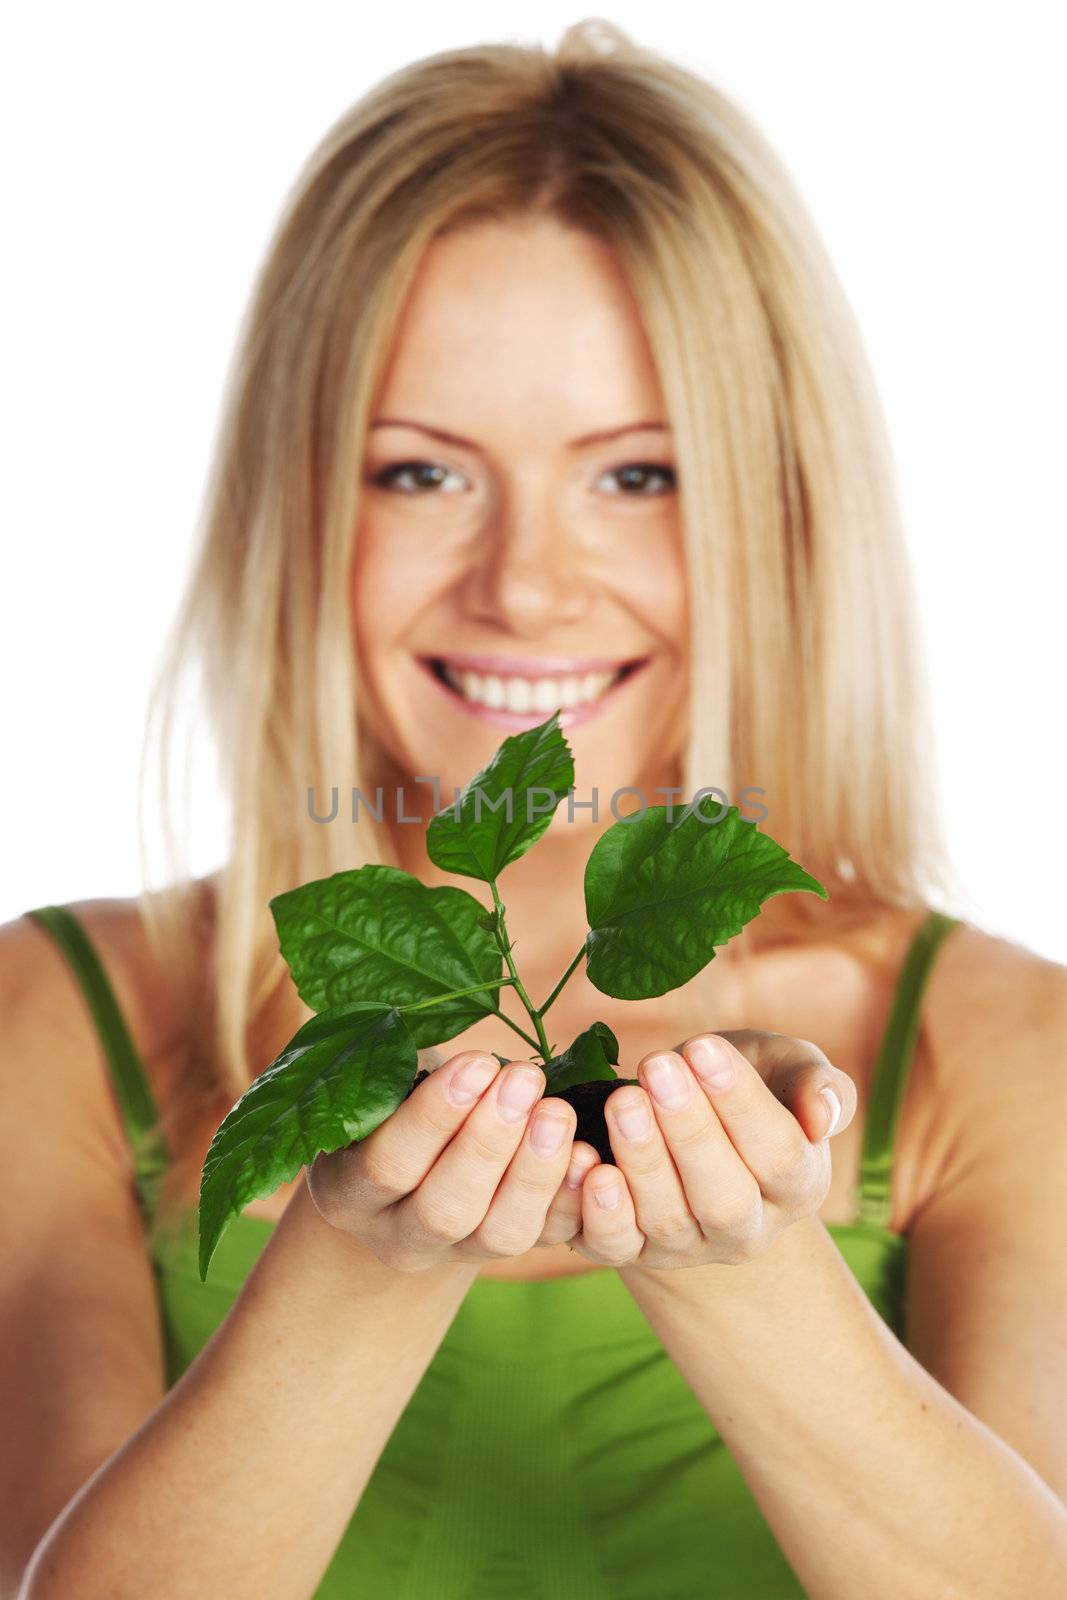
[26,902,961,1598]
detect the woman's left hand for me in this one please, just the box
[563,1031,857,1270]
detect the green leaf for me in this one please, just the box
[424,710,575,882]
[269,865,503,1046]
[197,1003,417,1281]
[542,1020,621,1093]
[584,795,828,999]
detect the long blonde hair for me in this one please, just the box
[138,18,963,1233]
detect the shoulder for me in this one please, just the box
[922,916,1067,1086]
[916,915,1067,1178]
[10,894,190,1051]
[1,891,205,1142]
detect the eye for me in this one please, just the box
[368,459,468,494]
[367,457,677,497]
[596,462,677,495]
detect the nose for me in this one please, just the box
[457,491,595,635]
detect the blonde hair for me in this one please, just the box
[138,18,963,1234]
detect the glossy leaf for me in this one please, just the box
[197,1003,417,1281]
[425,711,575,882]
[584,795,828,999]
[269,865,503,1046]
[542,1020,621,1093]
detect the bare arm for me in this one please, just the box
[613,940,1067,1600]
[19,1178,479,1600]
[3,913,589,1600]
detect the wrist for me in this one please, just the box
[617,1214,830,1304]
[275,1169,481,1298]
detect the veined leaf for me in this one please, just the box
[584,795,828,999]
[269,865,503,1045]
[197,1002,418,1280]
[542,1020,621,1093]
[425,711,574,882]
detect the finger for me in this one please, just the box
[776,1049,855,1145]
[465,1095,580,1259]
[678,1034,825,1210]
[330,1049,502,1211]
[603,1079,704,1250]
[796,1069,847,1144]
[706,1030,857,1145]
[630,1052,761,1234]
[579,1161,645,1265]
[395,1060,546,1248]
[536,1140,601,1247]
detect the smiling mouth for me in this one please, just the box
[419,656,648,714]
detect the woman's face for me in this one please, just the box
[350,213,689,819]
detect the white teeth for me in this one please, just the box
[532,678,558,713]
[440,664,621,710]
[505,678,533,713]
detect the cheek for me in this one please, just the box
[619,540,688,640]
[351,548,395,640]
[349,530,435,650]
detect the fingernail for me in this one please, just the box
[565,1156,587,1189]
[530,1112,569,1156]
[644,1054,692,1110]
[819,1086,842,1137]
[616,1097,651,1140]
[594,1181,621,1209]
[497,1067,542,1122]
[448,1055,497,1105]
[686,1035,735,1089]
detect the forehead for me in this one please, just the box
[371,216,666,436]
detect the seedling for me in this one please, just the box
[197,712,827,1279]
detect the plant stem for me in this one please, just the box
[536,944,587,1018]
[489,881,553,1062]
[487,1008,543,1053]
[400,977,516,1014]
[401,976,539,1051]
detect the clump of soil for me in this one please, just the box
[553,1079,639,1165]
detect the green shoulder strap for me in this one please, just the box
[25,904,171,1229]
[853,909,962,1229]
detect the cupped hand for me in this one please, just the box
[564,1030,857,1271]
[305,1050,595,1272]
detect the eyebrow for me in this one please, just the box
[368,418,671,449]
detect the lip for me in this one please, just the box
[424,651,642,678]
[416,654,651,731]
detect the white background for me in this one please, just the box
[3,3,1064,961]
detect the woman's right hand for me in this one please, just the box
[305,1052,600,1272]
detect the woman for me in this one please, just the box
[5,20,1067,1599]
